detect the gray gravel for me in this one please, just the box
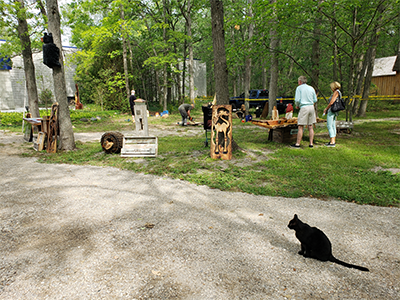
[0,131,399,299]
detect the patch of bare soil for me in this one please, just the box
[354,117,400,124]
[0,131,32,156]
[371,166,400,174]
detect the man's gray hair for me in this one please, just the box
[298,76,307,84]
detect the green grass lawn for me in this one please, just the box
[4,101,400,207]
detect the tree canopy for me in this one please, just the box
[2,0,399,112]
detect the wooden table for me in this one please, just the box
[251,118,326,143]
[251,119,298,143]
[23,118,42,142]
[22,118,50,151]
[23,118,42,128]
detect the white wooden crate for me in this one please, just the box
[121,136,158,157]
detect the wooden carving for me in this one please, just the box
[36,132,46,151]
[75,83,83,109]
[47,102,59,153]
[210,105,232,160]
[272,106,279,120]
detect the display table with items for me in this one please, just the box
[22,118,42,142]
[251,118,326,143]
[22,103,59,152]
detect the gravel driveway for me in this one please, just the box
[0,130,399,299]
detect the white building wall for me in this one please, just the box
[0,70,15,110]
[1,47,207,110]
[190,59,207,98]
[0,47,77,111]
[8,55,29,110]
[172,59,207,99]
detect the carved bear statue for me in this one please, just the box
[42,32,61,69]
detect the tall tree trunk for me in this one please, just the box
[46,0,75,150]
[357,4,383,117]
[154,68,161,104]
[244,0,254,115]
[120,5,130,102]
[210,0,229,105]
[127,36,134,73]
[128,39,149,100]
[262,0,278,119]
[357,46,376,117]
[182,37,187,103]
[168,19,181,105]
[162,0,168,111]
[312,1,322,114]
[331,10,339,82]
[288,55,294,79]
[352,45,368,114]
[185,0,195,104]
[268,26,279,119]
[244,56,251,113]
[174,62,182,105]
[163,66,168,110]
[346,7,359,122]
[230,26,238,98]
[16,0,40,118]
[262,59,267,90]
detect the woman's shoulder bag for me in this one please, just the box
[331,90,345,113]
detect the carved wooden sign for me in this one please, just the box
[210,105,232,160]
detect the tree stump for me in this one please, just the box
[101,132,124,154]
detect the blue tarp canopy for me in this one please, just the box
[0,56,12,70]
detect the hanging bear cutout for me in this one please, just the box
[42,32,61,69]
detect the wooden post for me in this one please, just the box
[134,100,149,136]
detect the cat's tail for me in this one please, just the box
[330,256,369,272]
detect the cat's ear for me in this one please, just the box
[294,214,298,219]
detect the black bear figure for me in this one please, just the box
[42,33,61,69]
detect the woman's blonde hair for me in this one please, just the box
[330,81,341,90]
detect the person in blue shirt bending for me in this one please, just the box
[291,76,318,148]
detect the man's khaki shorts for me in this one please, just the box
[297,105,316,125]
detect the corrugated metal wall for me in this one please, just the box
[0,48,77,111]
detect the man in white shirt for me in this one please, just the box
[291,76,318,148]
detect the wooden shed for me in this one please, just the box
[371,53,400,96]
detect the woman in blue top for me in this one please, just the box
[323,82,341,147]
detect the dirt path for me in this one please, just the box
[0,130,399,299]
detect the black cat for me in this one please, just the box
[288,214,369,272]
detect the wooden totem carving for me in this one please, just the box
[47,102,59,153]
[210,105,232,160]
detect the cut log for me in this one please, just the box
[101,132,124,154]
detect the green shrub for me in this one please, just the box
[0,112,24,126]
[38,89,54,106]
